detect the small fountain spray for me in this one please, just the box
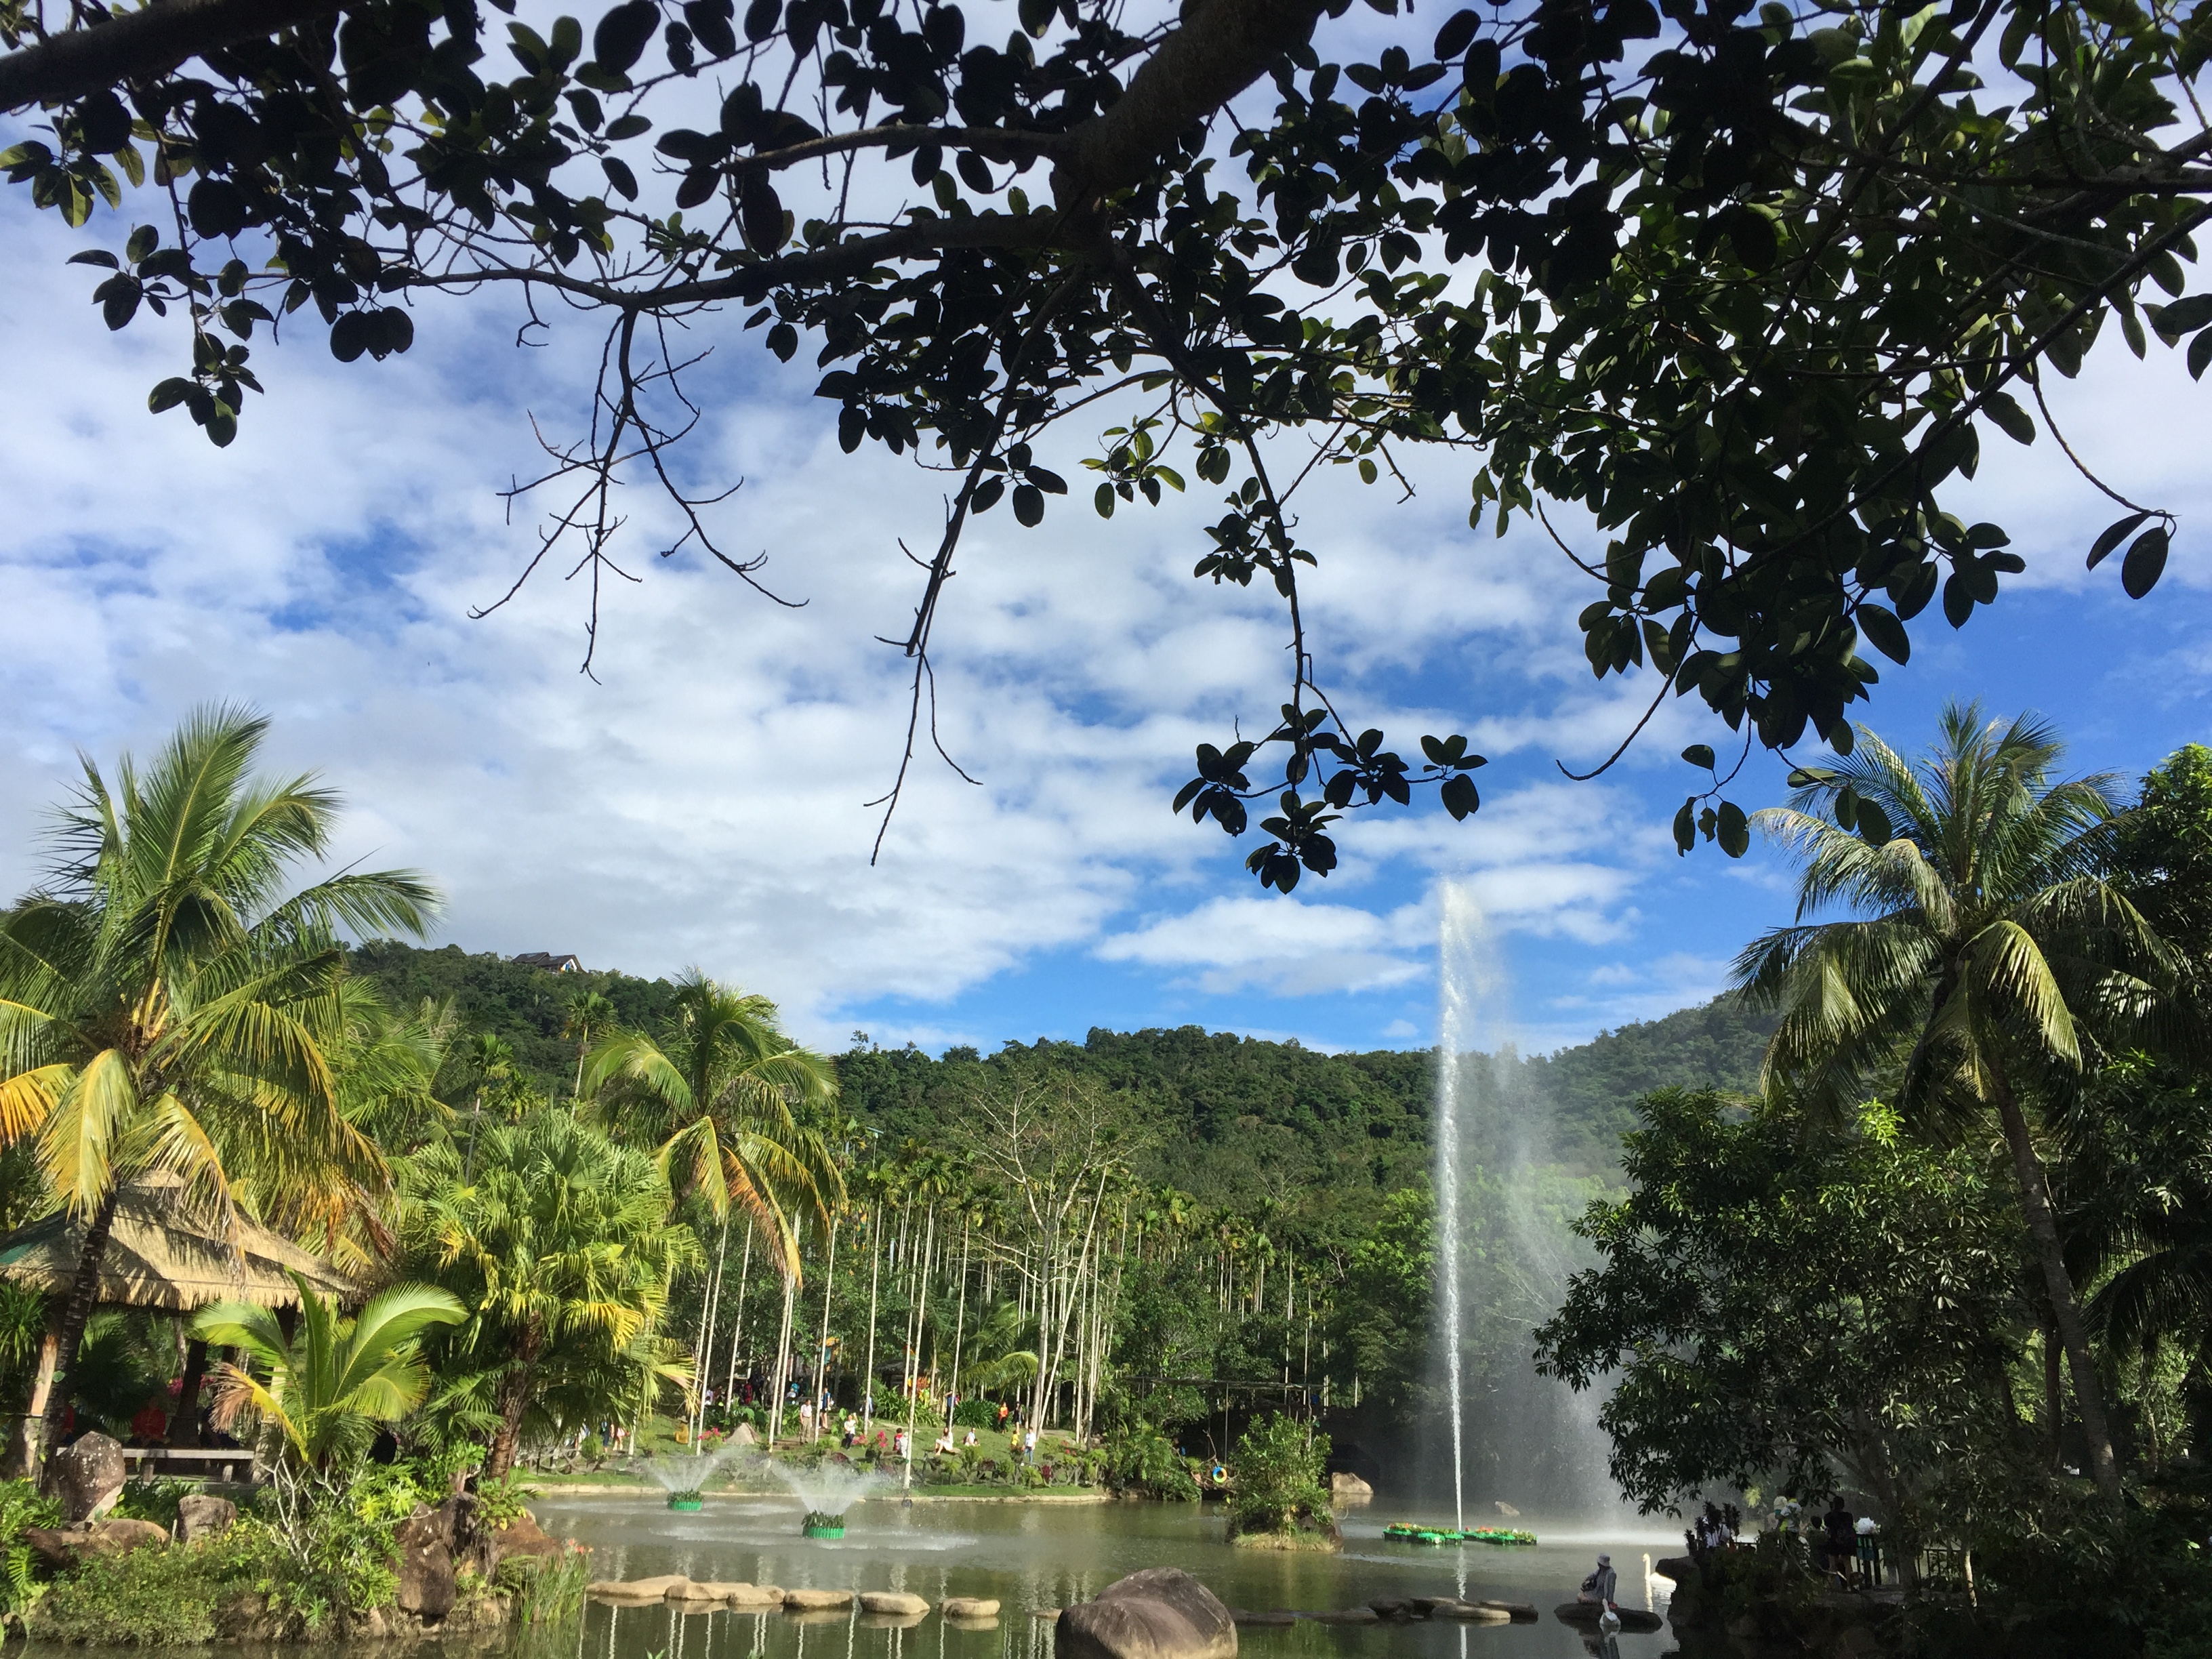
[641,1450,729,1511]
[762,1456,886,1539]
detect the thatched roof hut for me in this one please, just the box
[0,1172,357,1312]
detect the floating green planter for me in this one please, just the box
[802,1510,846,1540]
[1383,1522,1538,1547]
[668,1490,706,1512]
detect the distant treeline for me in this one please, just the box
[346,939,1774,1203]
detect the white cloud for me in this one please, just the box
[1096,895,1428,997]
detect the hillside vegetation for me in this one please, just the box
[348,941,1771,1203]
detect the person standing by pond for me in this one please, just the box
[1822,1498,1858,1588]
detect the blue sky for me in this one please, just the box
[4,35,2209,1059]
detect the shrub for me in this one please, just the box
[1227,1414,1333,1538]
[33,1530,260,1644]
[1105,1422,1199,1502]
[952,1398,997,1429]
[579,1433,605,1464]
[115,1475,194,1532]
[0,1479,61,1629]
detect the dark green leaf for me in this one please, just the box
[2121,526,2169,599]
[1681,743,1715,770]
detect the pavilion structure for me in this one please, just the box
[0,1170,357,1475]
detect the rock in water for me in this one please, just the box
[862,1592,930,1616]
[785,1588,856,1610]
[1328,1471,1373,1503]
[175,1494,235,1544]
[1057,1568,1237,1659]
[943,1598,1001,1619]
[394,1505,457,1619]
[51,1433,127,1523]
[588,1575,691,1602]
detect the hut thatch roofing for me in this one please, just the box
[0,1172,359,1312]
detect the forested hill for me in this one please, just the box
[345,942,1774,1200]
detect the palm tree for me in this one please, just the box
[405,1109,700,1478]
[562,991,617,1101]
[0,705,436,1470]
[582,972,841,1279]
[954,1300,1040,1398]
[192,1270,466,1469]
[1734,703,2177,1499]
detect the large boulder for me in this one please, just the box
[943,1598,1001,1620]
[1328,1472,1373,1503]
[730,1422,758,1446]
[175,1494,236,1544]
[50,1433,127,1523]
[495,1511,567,1566]
[24,1517,169,1569]
[1057,1569,1237,1659]
[394,1504,457,1620]
[785,1587,855,1610]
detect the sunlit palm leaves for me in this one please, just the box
[192,1270,464,1469]
[582,972,840,1280]
[403,1110,699,1477]
[1734,701,2181,1499]
[0,704,437,1460]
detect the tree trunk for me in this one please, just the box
[812,1215,838,1435]
[10,1320,59,1477]
[861,1208,882,1436]
[724,1225,753,1408]
[2042,1311,2064,1466]
[1991,1073,2121,1498]
[168,1339,209,1448]
[39,1187,121,1485]
[486,1326,544,1479]
[767,1263,796,1444]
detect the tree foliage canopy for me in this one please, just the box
[7,0,2207,878]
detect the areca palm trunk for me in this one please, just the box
[724,1226,753,1408]
[1990,1065,2121,1496]
[861,1208,882,1436]
[767,1262,797,1443]
[811,1215,838,1436]
[39,1187,121,1481]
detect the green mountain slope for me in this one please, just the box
[346,942,1774,1196]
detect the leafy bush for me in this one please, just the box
[1106,1422,1198,1501]
[33,1529,260,1644]
[115,1475,194,1532]
[952,1397,998,1429]
[1227,1414,1333,1538]
[0,1478,61,1628]
[473,1471,533,1528]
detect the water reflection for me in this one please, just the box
[515,1498,1678,1659]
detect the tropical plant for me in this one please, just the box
[1536,1088,2029,1536]
[0,705,436,1467]
[405,1109,699,1477]
[1227,1414,1333,1539]
[1734,703,2182,1500]
[191,1269,466,1470]
[951,1300,1040,1398]
[583,973,840,1273]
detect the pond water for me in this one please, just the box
[514,1496,1683,1659]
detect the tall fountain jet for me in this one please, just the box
[1431,880,1624,1527]
[1435,882,1482,1535]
